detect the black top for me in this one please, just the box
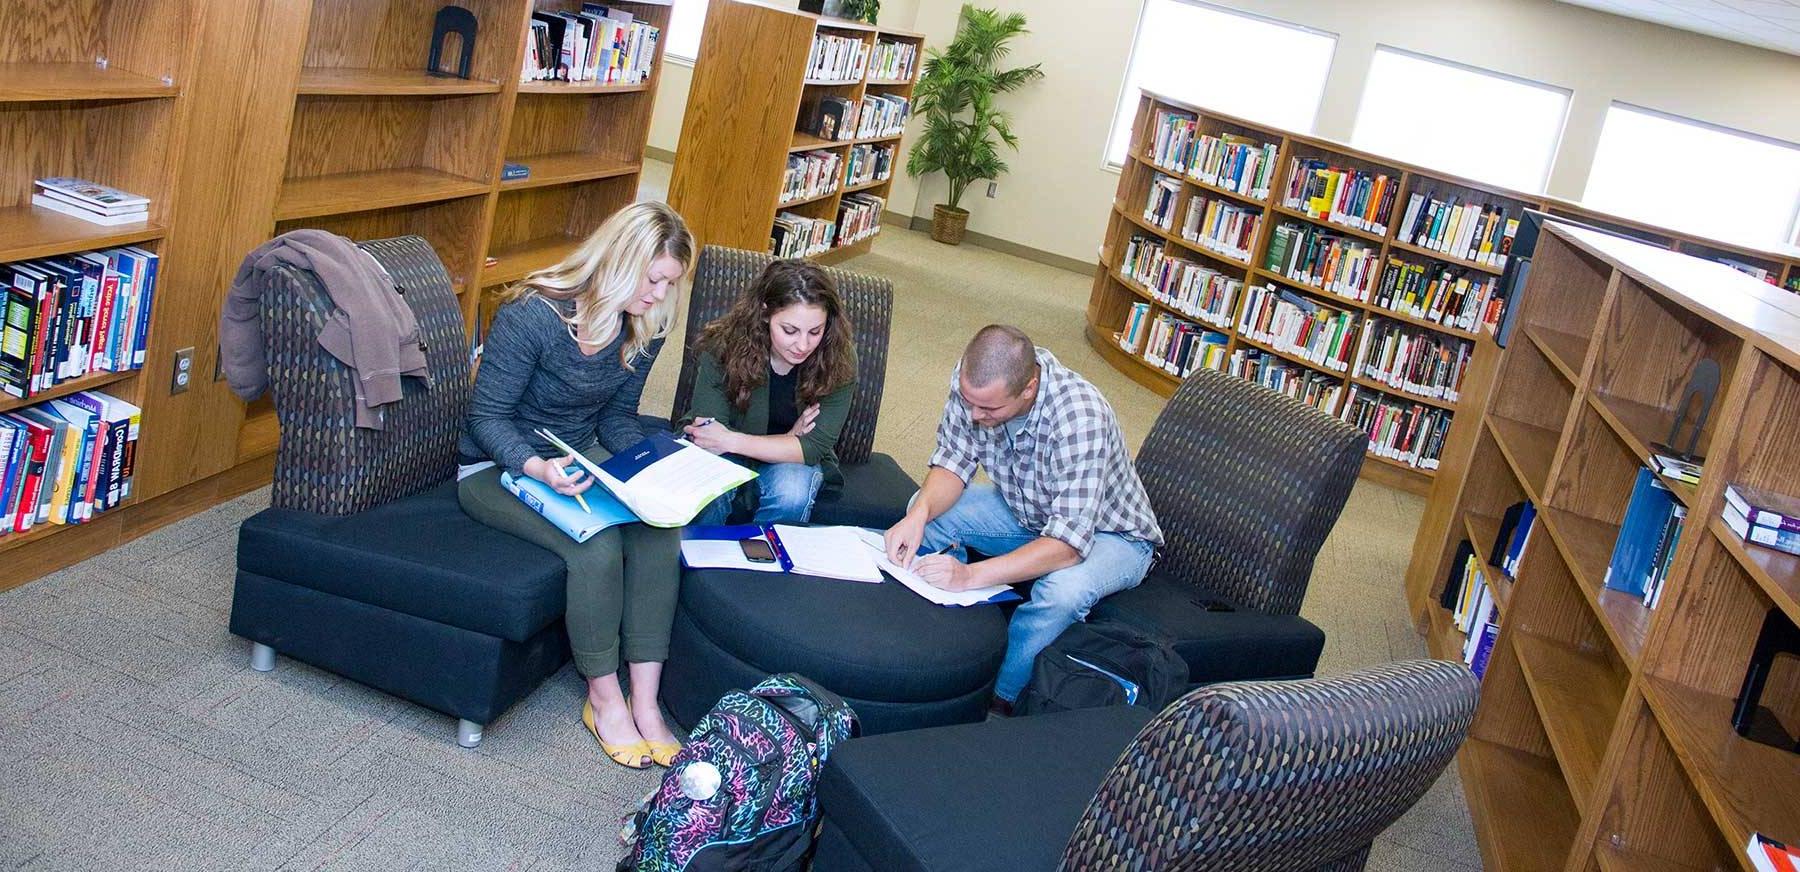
[766,364,800,436]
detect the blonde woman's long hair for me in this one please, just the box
[497,201,695,368]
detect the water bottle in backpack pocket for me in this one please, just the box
[618,673,857,872]
[1016,619,1189,715]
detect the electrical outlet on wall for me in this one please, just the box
[171,346,194,394]
[987,181,999,198]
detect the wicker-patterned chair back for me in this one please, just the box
[260,235,470,515]
[669,246,892,465]
[1135,368,1365,615]
[1061,659,1478,871]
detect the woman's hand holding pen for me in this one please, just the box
[524,454,593,496]
[683,417,739,455]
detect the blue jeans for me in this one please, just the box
[694,462,824,526]
[920,484,1155,702]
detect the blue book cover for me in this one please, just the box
[501,471,637,542]
[1604,468,1674,597]
[599,430,687,481]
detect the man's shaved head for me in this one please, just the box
[962,324,1036,393]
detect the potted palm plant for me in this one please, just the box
[906,6,1043,245]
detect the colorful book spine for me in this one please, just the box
[1280,157,1398,235]
[1338,385,1454,470]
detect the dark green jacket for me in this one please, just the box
[681,349,856,491]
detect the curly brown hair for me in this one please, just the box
[696,260,857,412]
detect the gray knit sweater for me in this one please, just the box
[457,295,662,476]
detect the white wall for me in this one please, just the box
[648,0,1800,265]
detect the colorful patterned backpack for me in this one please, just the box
[618,674,857,872]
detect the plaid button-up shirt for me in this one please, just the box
[929,347,1163,557]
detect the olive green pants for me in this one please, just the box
[457,450,682,678]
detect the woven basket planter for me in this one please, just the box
[931,204,969,245]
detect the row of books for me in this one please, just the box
[1,390,141,534]
[1265,222,1381,303]
[810,94,911,142]
[1351,319,1473,403]
[1442,544,1500,678]
[1397,192,1520,268]
[772,212,835,258]
[522,6,659,84]
[808,33,869,82]
[1181,196,1260,263]
[2,246,159,400]
[836,193,884,247]
[1237,284,1357,373]
[1722,482,1800,557]
[781,150,841,204]
[1605,467,1686,609]
[1123,240,1240,330]
[1372,258,1505,335]
[1144,110,1279,200]
[1340,385,1451,470]
[1144,174,1181,231]
[32,177,150,227]
[844,143,895,187]
[1281,157,1399,236]
[868,40,917,81]
[1120,305,1228,380]
[1228,349,1341,413]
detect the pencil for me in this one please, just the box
[574,492,593,514]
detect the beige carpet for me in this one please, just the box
[0,162,1480,870]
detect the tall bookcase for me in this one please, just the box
[1403,222,1800,871]
[0,0,671,590]
[0,0,200,580]
[666,0,921,264]
[1088,89,1800,496]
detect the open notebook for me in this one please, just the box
[539,428,755,527]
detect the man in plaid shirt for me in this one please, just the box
[885,325,1162,708]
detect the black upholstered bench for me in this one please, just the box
[231,480,570,746]
[662,567,1008,736]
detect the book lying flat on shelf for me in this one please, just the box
[538,428,755,527]
[1749,834,1800,872]
[1723,499,1800,557]
[30,194,147,227]
[36,177,149,211]
[1725,482,1800,534]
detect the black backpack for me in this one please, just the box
[1017,620,1188,715]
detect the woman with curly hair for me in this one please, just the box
[683,259,858,525]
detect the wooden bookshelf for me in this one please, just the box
[668,0,921,264]
[1089,90,1800,496]
[1405,221,1800,870]
[1,0,672,591]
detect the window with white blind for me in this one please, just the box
[1583,104,1800,250]
[1351,47,1570,193]
[1104,1,1336,167]
[665,0,709,62]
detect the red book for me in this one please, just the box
[1750,834,1800,872]
[6,414,51,532]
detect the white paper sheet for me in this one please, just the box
[848,528,1017,606]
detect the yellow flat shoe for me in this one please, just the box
[646,740,682,767]
[583,700,651,769]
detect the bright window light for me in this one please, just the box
[1584,104,1800,250]
[1105,1,1336,166]
[665,0,709,62]
[1352,47,1569,193]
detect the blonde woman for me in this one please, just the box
[457,202,694,769]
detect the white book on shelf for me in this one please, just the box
[31,194,146,227]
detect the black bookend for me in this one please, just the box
[1490,502,1525,568]
[427,5,478,79]
[1441,540,1476,611]
[1733,608,1800,753]
[1653,358,1720,462]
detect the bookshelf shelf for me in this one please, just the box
[1369,303,1483,341]
[1593,844,1710,872]
[1251,267,1365,309]
[1524,325,1587,384]
[273,168,490,220]
[671,1,920,260]
[1351,375,1456,412]
[1585,391,1699,504]
[1487,415,1558,499]
[515,80,651,95]
[1235,334,1340,378]
[481,233,582,287]
[0,207,166,263]
[1461,512,1513,608]
[1269,204,1388,245]
[1388,238,1505,276]
[1116,204,1254,273]
[0,371,136,416]
[1644,676,1800,858]
[295,67,503,95]
[0,494,137,557]
[1137,155,1272,209]
[1365,449,1437,477]
[499,154,641,191]
[778,187,843,209]
[0,62,177,101]
[1512,631,1623,807]
[1707,519,1800,625]
[1462,739,1581,872]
